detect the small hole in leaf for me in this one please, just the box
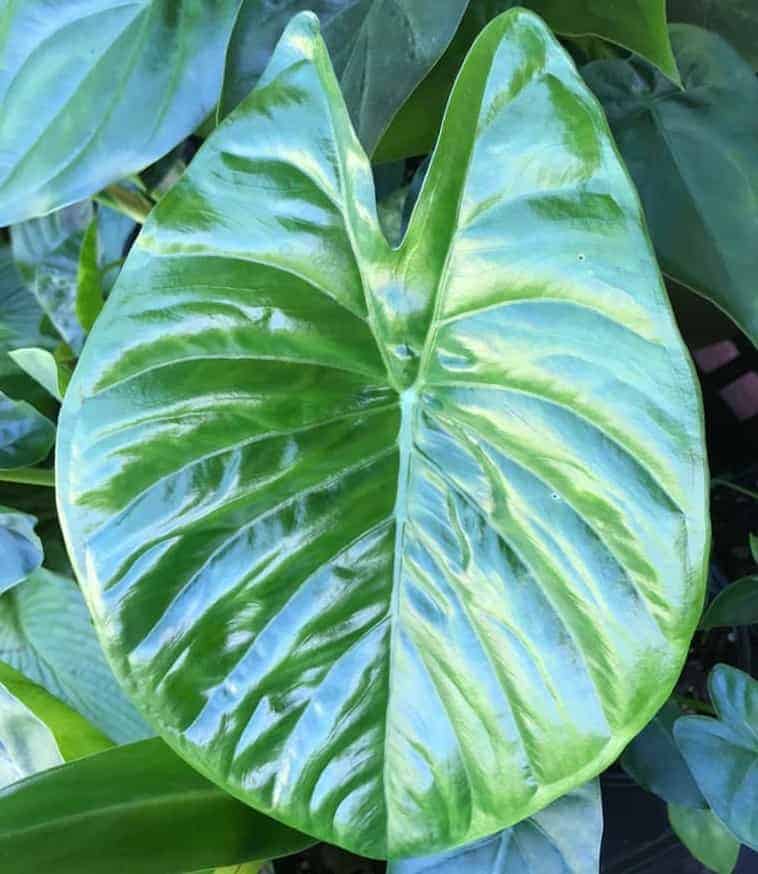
[577,253,585,262]
[551,492,560,501]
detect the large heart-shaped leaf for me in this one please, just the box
[0,738,314,874]
[668,0,758,69]
[375,0,678,162]
[219,0,469,154]
[583,26,758,346]
[675,665,758,850]
[0,0,239,226]
[57,9,709,859]
[389,781,602,873]
[0,569,150,744]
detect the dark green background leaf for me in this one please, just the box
[220,0,469,155]
[668,0,758,68]
[58,9,708,859]
[621,700,705,807]
[0,0,239,225]
[0,738,314,874]
[376,0,678,161]
[675,665,758,850]
[700,576,758,629]
[583,26,758,345]
[0,393,55,469]
[668,803,740,874]
[389,781,602,873]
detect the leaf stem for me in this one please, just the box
[0,467,55,487]
[711,478,758,501]
[95,184,154,224]
[675,695,716,716]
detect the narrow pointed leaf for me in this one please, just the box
[583,26,758,345]
[0,0,239,225]
[675,665,758,850]
[668,803,740,874]
[219,0,469,154]
[57,9,709,859]
[389,781,602,873]
[0,507,43,595]
[0,660,111,764]
[0,738,314,874]
[76,217,105,332]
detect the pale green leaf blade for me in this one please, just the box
[583,26,758,345]
[75,217,104,332]
[8,349,65,402]
[0,0,239,225]
[668,803,740,874]
[0,679,62,790]
[57,10,708,859]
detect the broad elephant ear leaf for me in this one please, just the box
[57,9,708,859]
[219,0,469,154]
[0,0,238,226]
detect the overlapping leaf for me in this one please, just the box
[220,0,469,154]
[668,0,758,68]
[390,781,602,873]
[675,665,758,850]
[58,9,708,858]
[0,738,313,874]
[376,0,678,161]
[0,0,239,225]
[0,508,43,595]
[668,804,740,874]
[584,26,758,345]
[0,569,150,744]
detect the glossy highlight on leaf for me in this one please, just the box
[58,9,709,859]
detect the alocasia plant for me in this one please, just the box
[56,7,709,860]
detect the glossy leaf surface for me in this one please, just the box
[375,0,678,161]
[58,9,709,858]
[0,0,239,225]
[621,699,705,807]
[0,569,150,744]
[389,781,601,873]
[220,0,469,154]
[76,217,105,332]
[675,665,758,850]
[0,660,111,763]
[700,576,758,629]
[668,803,740,874]
[584,26,758,345]
[0,393,55,469]
[668,0,758,68]
[0,738,314,874]
[0,507,43,595]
